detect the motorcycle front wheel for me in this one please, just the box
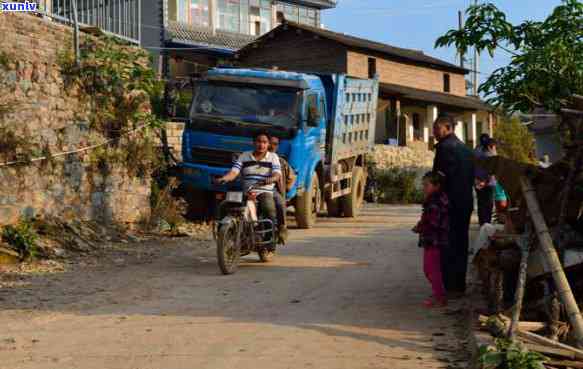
[217,219,241,275]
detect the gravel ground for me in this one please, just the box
[0,205,470,369]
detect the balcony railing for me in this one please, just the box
[36,0,141,44]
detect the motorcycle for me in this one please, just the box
[215,182,278,275]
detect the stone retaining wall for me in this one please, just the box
[372,141,435,170]
[0,13,151,226]
[372,141,435,187]
[166,122,185,162]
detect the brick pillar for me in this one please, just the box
[488,112,494,137]
[390,99,404,146]
[469,112,477,148]
[455,119,465,142]
[425,105,438,143]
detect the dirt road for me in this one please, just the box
[0,205,469,369]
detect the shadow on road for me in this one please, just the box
[0,204,465,365]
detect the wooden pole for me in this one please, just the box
[521,177,583,348]
[508,230,531,340]
[518,330,583,360]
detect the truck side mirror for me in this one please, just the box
[307,95,320,127]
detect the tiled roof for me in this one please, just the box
[240,21,469,74]
[167,21,256,51]
[380,83,491,111]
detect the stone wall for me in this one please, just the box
[0,13,151,226]
[373,142,434,169]
[166,122,185,162]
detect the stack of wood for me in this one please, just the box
[472,95,583,368]
[479,315,583,368]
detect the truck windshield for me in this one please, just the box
[190,82,300,129]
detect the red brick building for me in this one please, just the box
[237,21,494,148]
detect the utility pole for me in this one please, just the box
[458,10,464,69]
[473,0,480,96]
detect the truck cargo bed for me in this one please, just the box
[327,75,379,163]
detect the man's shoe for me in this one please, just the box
[278,225,288,245]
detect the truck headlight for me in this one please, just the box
[182,168,201,177]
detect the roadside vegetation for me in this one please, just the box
[494,116,537,164]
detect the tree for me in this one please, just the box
[435,0,583,114]
[494,116,536,164]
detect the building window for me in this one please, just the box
[216,0,271,35]
[218,0,240,33]
[276,2,318,27]
[368,57,376,79]
[177,0,210,26]
[246,0,271,35]
[443,73,451,93]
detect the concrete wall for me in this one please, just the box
[347,51,466,96]
[0,13,151,226]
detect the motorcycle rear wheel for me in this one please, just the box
[217,220,241,275]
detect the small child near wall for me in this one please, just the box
[413,171,450,308]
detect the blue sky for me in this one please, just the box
[322,0,562,85]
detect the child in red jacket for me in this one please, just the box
[413,171,449,307]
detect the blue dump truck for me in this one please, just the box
[178,67,379,228]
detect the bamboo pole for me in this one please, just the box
[547,360,583,368]
[478,315,547,332]
[521,177,583,348]
[479,315,583,359]
[508,231,531,340]
[518,330,583,360]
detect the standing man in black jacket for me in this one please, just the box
[432,115,475,297]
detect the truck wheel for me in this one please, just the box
[295,173,320,229]
[342,167,365,218]
[326,198,342,217]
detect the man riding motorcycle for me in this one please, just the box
[216,131,284,247]
[269,136,296,243]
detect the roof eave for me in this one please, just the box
[279,0,337,9]
[240,22,469,75]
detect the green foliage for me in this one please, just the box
[148,178,186,234]
[436,0,583,113]
[478,339,546,369]
[2,219,39,260]
[376,168,424,204]
[0,51,10,69]
[61,36,166,178]
[0,125,36,164]
[494,116,536,164]
[174,88,193,120]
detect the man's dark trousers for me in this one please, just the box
[476,186,493,225]
[442,206,472,293]
[257,193,278,227]
[433,134,475,295]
